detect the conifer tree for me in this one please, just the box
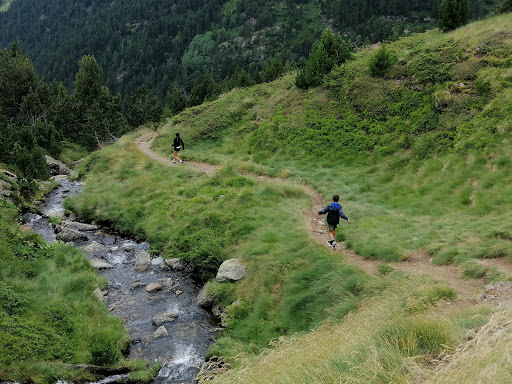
[295,29,352,89]
[127,85,162,128]
[166,86,187,116]
[438,0,470,31]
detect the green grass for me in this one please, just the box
[65,13,512,380]
[0,199,155,383]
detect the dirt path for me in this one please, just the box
[135,131,512,303]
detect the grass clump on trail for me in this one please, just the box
[0,199,140,383]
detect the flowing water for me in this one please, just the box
[23,176,218,383]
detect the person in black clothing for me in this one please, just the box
[172,132,185,163]
[318,194,351,248]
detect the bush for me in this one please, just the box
[369,45,396,78]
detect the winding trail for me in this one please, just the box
[135,132,512,304]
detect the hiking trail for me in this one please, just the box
[135,131,512,306]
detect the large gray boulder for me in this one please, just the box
[216,259,246,283]
[45,155,71,176]
[56,227,88,242]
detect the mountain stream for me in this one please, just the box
[23,176,218,383]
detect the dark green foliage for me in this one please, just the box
[189,72,220,107]
[230,67,255,89]
[262,55,285,83]
[369,45,397,78]
[498,0,512,12]
[166,86,188,116]
[296,30,352,89]
[438,0,470,31]
[127,85,163,128]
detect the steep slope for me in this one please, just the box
[67,13,512,383]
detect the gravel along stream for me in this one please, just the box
[23,176,219,383]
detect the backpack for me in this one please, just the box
[326,204,340,225]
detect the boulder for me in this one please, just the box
[92,288,107,304]
[90,258,114,270]
[45,155,71,176]
[82,241,105,254]
[152,312,179,326]
[151,256,163,265]
[154,326,168,339]
[146,283,162,292]
[160,258,185,271]
[62,220,98,231]
[197,284,215,308]
[135,251,151,268]
[131,281,147,289]
[56,227,88,242]
[216,259,246,283]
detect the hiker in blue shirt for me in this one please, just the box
[318,194,351,248]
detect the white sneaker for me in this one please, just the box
[327,240,333,247]
[173,160,177,164]
[180,160,184,163]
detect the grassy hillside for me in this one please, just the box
[0,199,129,383]
[67,13,512,382]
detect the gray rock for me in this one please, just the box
[62,220,98,231]
[45,155,71,176]
[154,326,168,339]
[131,281,147,289]
[82,241,105,254]
[146,283,162,292]
[197,284,215,308]
[216,259,246,283]
[151,256,163,265]
[56,227,88,242]
[162,278,175,290]
[175,290,184,296]
[212,305,223,319]
[135,251,151,267]
[47,208,66,218]
[160,258,185,271]
[0,169,17,180]
[152,312,179,326]
[92,288,106,304]
[90,258,114,269]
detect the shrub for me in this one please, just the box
[369,45,397,78]
[296,29,352,89]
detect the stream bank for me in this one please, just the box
[23,176,219,384]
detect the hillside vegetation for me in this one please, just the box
[0,0,499,98]
[67,14,512,382]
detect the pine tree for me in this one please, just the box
[127,85,162,128]
[166,86,187,116]
[295,29,352,89]
[438,0,470,32]
[369,45,396,77]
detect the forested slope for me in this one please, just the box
[0,0,498,100]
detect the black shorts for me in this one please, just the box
[173,147,181,152]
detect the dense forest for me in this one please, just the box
[0,0,499,104]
